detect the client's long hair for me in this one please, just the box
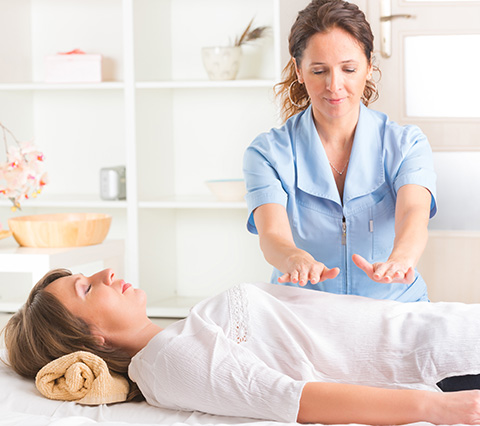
[2,269,143,401]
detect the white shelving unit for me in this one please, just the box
[0,239,125,313]
[0,0,304,317]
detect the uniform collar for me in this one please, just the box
[296,104,385,206]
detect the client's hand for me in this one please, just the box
[430,390,480,425]
[278,251,340,286]
[352,254,415,285]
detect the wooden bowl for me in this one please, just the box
[0,230,12,240]
[8,213,112,248]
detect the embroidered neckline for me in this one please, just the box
[228,285,250,344]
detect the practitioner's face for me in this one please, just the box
[45,269,148,343]
[295,27,372,122]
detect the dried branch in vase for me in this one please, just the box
[234,18,269,47]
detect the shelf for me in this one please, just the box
[139,195,246,209]
[136,79,276,89]
[0,81,275,91]
[0,0,289,311]
[0,194,128,209]
[0,239,125,314]
[146,295,204,318]
[0,82,125,91]
[0,302,23,314]
[0,195,246,210]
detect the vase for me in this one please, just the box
[201,46,242,81]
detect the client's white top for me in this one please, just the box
[129,282,480,422]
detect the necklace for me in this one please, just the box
[329,159,349,175]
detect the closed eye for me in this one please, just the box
[85,284,92,294]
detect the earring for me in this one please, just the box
[288,79,310,108]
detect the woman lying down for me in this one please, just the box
[4,268,480,425]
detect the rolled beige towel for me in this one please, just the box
[35,351,129,405]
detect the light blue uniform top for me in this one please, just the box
[243,104,437,302]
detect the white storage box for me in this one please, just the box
[45,50,102,83]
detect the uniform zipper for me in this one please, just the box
[341,217,347,245]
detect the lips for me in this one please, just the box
[325,97,345,105]
[121,282,132,293]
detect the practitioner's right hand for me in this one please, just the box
[278,251,340,286]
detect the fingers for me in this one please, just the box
[309,265,340,284]
[372,262,392,282]
[321,267,340,281]
[373,263,413,284]
[281,254,415,286]
[298,268,309,286]
[389,266,415,284]
[405,267,415,283]
[277,264,340,286]
[352,254,415,284]
[352,254,373,277]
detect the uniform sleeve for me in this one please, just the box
[392,125,437,218]
[131,324,305,423]
[242,132,289,234]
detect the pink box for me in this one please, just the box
[45,51,102,83]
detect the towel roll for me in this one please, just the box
[35,351,129,405]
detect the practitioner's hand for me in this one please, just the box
[352,254,415,284]
[278,252,340,286]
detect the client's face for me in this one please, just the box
[45,269,148,344]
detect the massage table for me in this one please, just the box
[0,349,462,426]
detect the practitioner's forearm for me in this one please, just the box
[254,204,314,273]
[259,230,339,284]
[259,230,305,270]
[390,207,429,268]
[390,184,431,268]
[297,382,435,425]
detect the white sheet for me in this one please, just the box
[0,349,464,426]
[0,349,256,426]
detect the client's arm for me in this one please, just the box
[298,382,480,425]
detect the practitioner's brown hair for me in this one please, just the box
[275,0,380,122]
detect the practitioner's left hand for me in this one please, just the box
[352,254,415,284]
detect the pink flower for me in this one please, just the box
[1,123,47,209]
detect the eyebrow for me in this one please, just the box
[310,60,359,65]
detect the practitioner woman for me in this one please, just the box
[243,0,437,301]
[4,268,480,425]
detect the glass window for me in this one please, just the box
[430,152,480,230]
[404,34,480,118]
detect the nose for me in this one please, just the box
[326,69,342,93]
[90,268,115,286]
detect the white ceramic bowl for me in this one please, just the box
[206,179,246,202]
